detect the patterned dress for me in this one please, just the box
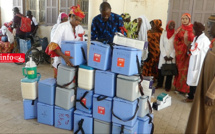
[142,30,162,79]
[173,24,194,93]
[142,19,163,79]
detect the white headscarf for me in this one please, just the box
[51,12,68,40]
[56,12,64,24]
[1,26,14,44]
[138,15,151,41]
[137,15,151,60]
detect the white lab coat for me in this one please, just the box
[158,30,175,69]
[51,21,84,68]
[187,33,210,86]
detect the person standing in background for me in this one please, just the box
[26,10,38,43]
[142,19,163,80]
[12,7,26,46]
[157,21,176,91]
[137,15,151,61]
[183,22,210,102]
[173,13,195,95]
[50,12,68,40]
[26,10,38,36]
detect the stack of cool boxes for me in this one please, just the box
[21,72,41,120]
[21,40,155,134]
[87,41,154,134]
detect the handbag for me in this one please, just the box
[161,61,178,76]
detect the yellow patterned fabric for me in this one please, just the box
[45,42,60,57]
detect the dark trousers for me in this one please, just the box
[188,86,197,99]
[157,69,173,89]
[25,32,34,44]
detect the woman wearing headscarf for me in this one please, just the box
[121,13,131,30]
[137,15,151,60]
[121,13,131,38]
[137,15,151,42]
[50,12,68,40]
[183,22,210,102]
[185,14,215,133]
[45,5,85,78]
[157,21,176,91]
[173,13,195,94]
[142,19,163,80]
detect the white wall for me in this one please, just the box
[1,0,13,24]
[108,0,169,28]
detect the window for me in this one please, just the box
[59,0,89,26]
[78,0,89,26]
[25,0,37,17]
[13,0,89,26]
[39,0,46,23]
[13,0,23,14]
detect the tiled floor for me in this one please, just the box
[0,63,192,133]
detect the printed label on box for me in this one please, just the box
[57,113,70,127]
[27,70,35,75]
[98,106,105,115]
[65,51,70,56]
[93,53,101,62]
[117,58,125,67]
[81,98,86,106]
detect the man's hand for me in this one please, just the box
[62,55,73,67]
[205,96,215,106]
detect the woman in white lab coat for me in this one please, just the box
[156,21,176,91]
[184,22,210,102]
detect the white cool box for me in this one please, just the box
[153,93,171,111]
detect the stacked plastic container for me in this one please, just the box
[89,41,155,134]
[113,40,155,134]
[110,45,141,134]
[87,41,114,133]
[53,41,88,130]
[21,39,155,133]
[37,78,56,126]
[74,64,94,134]
[21,58,40,120]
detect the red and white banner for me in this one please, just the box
[0,53,25,63]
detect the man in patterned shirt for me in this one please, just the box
[91,2,126,44]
